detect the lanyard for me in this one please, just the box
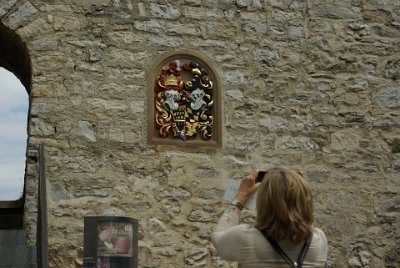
[260,229,313,268]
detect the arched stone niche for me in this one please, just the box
[147,50,222,148]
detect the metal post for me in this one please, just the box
[37,144,48,268]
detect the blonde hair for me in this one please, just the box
[255,167,314,243]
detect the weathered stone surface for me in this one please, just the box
[4,1,37,29]
[275,136,319,150]
[156,187,191,201]
[49,183,70,201]
[0,0,17,17]
[188,210,213,222]
[78,121,96,142]
[29,118,55,137]
[195,167,218,178]
[162,203,181,217]
[330,131,362,151]
[1,0,399,267]
[152,234,174,247]
[148,218,166,235]
[309,3,361,19]
[149,3,180,19]
[253,48,280,66]
[259,114,289,131]
[345,77,369,92]
[288,26,305,38]
[383,58,400,80]
[31,37,59,51]
[226,130,261,150]
[373,86,400,108]
[16,18,53,39]
[184,246,208,266]
[73,188,112,197]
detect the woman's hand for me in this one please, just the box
[235,169,262,204]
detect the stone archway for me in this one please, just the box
[0,20,31,205]
[0,20,31,92]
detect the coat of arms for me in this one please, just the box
[154,60,214,141]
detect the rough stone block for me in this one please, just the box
[78,121,97,142]
[374,86,400,108]
[30,118,55,137]
[0,0,17,17]
[4,1,37,29]
[275,136,319,150]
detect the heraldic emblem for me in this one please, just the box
[154,60,214,141]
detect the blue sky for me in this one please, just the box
[0,67,28,200]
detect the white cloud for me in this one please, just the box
[0,67,28,200]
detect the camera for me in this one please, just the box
[256,171,266,182]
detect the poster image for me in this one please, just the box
[97,221,133,257]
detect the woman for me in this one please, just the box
[211,167,328,267]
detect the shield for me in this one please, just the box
[155,60,214,141]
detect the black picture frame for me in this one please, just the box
[84,216,138,268]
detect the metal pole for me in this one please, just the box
[38,144,48,268]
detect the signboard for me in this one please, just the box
[84,216,138,268]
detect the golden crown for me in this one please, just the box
[164,74,181,86]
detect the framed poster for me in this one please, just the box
[84,216,138,268]
[97,221,133,257]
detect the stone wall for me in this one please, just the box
[1,0,399,267]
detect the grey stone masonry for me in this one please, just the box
[0,0,399,267]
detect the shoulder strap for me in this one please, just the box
[297,233,313,266]
[260,229,313,268]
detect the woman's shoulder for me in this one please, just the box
[312,227,327,240]
[232,224,262,237]
[311,227,328,252]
